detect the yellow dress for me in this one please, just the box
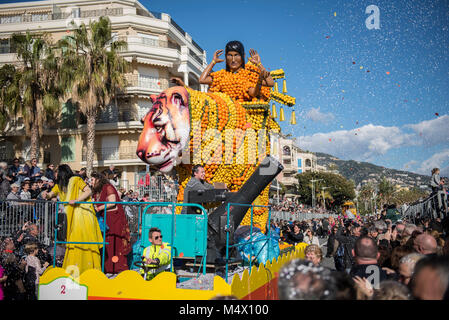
[52,176,103,275]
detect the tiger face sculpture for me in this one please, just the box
[136,86,190,173]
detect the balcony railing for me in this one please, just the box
[127,74,168,91]
[119,35,175,50]
[82,146,138,162]
[0,8,123,25]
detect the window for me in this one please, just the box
[0,15,22,24]
[138,33,159,47]
[0,39,12,54]
[31,13,49,22]
[305,159,312,167]
[61,136,75,162]
[297,158,302,168]
[61,100,76,128]
[283,146,291,156]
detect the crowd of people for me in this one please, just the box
[276,211,449,300]
[1,158,449,300]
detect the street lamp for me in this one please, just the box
[321,186,331,210]
[311,178,323,208]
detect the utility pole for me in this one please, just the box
[311,178,323,208]
[321,186,331,210]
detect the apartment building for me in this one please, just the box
[270,133,318,190]
[0,0,206,188]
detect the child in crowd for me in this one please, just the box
[24,243,49,299]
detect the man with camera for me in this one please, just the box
[182,164,214,214]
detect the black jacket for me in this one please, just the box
[287,231,304,245]
[350,263,388,283]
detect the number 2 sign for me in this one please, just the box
[38,277,88,300]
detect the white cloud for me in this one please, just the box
[417,149,449,176]
[402,160,418,170]
[297,124,415,161]
[406,115,449,146]
[305,107,335,123]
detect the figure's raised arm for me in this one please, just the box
[248,49,274,87]
[199,49,224,85]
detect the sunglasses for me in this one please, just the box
[154,235,162,240]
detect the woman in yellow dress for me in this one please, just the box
[45,164,103,275]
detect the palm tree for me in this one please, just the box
[59,17,129,177]
[8,32,61,160]
[0,64,20,131]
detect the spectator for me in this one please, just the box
[334,224,361,273]
[7,158,21,183]
[77,167,88,182]
[304,244,323,266]
[371,280,411,300]
[29,181,40,199]
[326,226,339,258]
[44,164,55,181]
[18,160,31,185]
[1,238,26,300]
[410,255,449,300]
[413,233,438,256]
[0,261,6,300]
[350,236,388,287]
[398,253,425,286]
[24,243,49,299]
[0,172,13,200]
[6,183,21,202]
[278,259,335,300]
[303,228,320,246]
[91,172,131,277]
[331,271,357,300]
[286,224,304,245]
[29,158,42,182]
[19,181,31,201]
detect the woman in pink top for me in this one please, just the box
[0,264,6,300]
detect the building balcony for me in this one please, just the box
[125,75,169,96]
[82,146,138,162]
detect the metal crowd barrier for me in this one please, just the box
[270,210,339,222]
[401,191,448,222]
[0,199,57,246]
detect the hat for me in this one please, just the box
[24,177,30,181]
[41,176,49,182]
[48,179,53,183]
[11,183,20,188]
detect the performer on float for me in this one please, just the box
[91,172,131,276]
[45,164,103,275]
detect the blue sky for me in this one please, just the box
[4,0,449,176]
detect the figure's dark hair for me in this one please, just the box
[431,168,439,175]
[149,227,161,238]
[192,164,203,177]
[55,164,74,193]
[225,40,245,72]
[91,172,110,195]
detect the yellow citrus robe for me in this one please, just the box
[52,176,103,275]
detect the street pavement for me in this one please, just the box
[319,236,335,270]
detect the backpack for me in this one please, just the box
[335,243,345,268]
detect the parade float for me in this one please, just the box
[38,54,303,300]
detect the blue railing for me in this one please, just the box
[52,200,209,277]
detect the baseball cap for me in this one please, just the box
[11,183,20,188]
[41,176,49,182]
